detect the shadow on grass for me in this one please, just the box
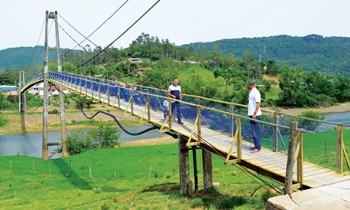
[142,183,248,209]
[53,158,92,190]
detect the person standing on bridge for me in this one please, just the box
[247,80,262,153]
[168,78,183,125]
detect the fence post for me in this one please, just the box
[337,125,344,173]
[91,82,94,99]
[231,104,235,137]
[147,95,151,122]
[130,90,134,115]
[273,112,278,152]
[168,98,172,130]
[237,117,242,162]
[197,106,201,143]
[297,132,303,187]
[107,85,110,105]
[117,87,121,109]
[98,83,101,103]
[285,122,298,195]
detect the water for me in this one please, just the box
[324,111,350,125]
[0,125,165,158]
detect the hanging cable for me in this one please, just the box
[55,87,158,136]
[58,0,129,50]
[29,18,46,65]
[76,0,161,69]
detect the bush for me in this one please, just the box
[298,111,325,131]
[218,196,247,209]
[67,123,120,155]
[190,198,203,208]
[67,131,94,155]
[90,123,120,148]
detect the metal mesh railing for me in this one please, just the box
[20,72,350,176]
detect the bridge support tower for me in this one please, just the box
[42,11,69,160]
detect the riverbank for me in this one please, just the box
[0,107,142,135]
[269,102,350,115]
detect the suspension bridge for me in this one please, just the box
[15,9,350,209]
[19,71,350,192]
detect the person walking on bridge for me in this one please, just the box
[168,78,183,124]
[247,80,262,153]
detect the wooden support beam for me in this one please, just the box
[273,112,278,152]
[337,125,344,173]
[202,149,213,189]
[285,122,298,195]
[297,132,303,187]
[237,117,242,162]
[179,135,191,195]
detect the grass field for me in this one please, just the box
[0,143,280,209]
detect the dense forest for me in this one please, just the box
[1,33,350,109]
[184,34,350,76]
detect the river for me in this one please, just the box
[0,125,165,158]
[1,112,350,158]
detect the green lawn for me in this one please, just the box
[0,144,279,209]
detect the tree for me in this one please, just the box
[90,123,120,148]
[214,68,235,91]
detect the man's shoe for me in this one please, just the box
[251,149,260,153]
[178,121,184,125]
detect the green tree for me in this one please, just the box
[90,123,120,148]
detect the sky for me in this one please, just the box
[1,0,350,50]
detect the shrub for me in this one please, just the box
[190,198,203,208]
[218,196,247,209]
[67,131,94,155]
[89,123,120,148]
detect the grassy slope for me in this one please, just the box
[0,144,279,209]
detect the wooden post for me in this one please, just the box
[54,11,69,158]
[89,166,92,178]
[117,87,121,109]
[285,122,298,195]
[197,106,201,143]
[231,105,234,137]
[98,83,101,103]
[147,95,151,122]
[202,149,213,189]
[237,117,242,162]
[168,98,172,129]
[297,132,303,187]
[337,125,344,173]
[91,82,94,99]
[69,160,72,177]
[179,135,191,195]
[130,90,134,115]
[85,79,88,96]
[42,11,49,160]
[273,112,278,152]
[107,85,110,105]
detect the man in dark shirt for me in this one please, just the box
[168,78,183,124]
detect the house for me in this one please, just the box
[136,67,151,75]
[0,85,17,92]
[128,58,143,63]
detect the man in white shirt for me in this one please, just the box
[247,80,262,153]
[168,78,183,124]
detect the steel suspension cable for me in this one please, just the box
[75,0,161,70]
[58,0,129,50]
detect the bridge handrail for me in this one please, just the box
[133,89,314,134]
[21,71,350,128]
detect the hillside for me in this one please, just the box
[184,34,350,76]
[0,46,62,69]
